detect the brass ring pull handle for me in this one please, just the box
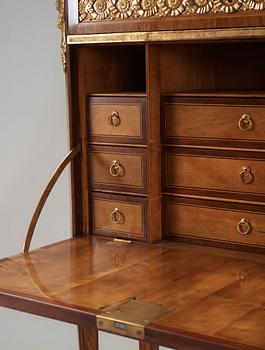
[108,111,121,126]
[239,166,254,184]
[238,114,254,131]
[110,208,124,224]
[109,160,123,177]
[237,218,252,235]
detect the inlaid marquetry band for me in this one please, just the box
[79,0,265,22]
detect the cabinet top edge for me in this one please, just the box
[67,26,265,45]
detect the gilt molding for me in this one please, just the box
[79,0,265,22]
[56,0,67,72]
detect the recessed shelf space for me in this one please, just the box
[159,42,265,95]
[76,44,146,95]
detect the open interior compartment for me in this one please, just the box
[159,41,265,95]
[76,44,146,95]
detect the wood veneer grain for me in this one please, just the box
[163,98,265,143]
[146,45,162,242]
[0,236,264,350]
[90,192,148,240]
[67,11,265,35]
[139,341,159,350]
[87,96,147,145]
[78,326,98,350]
[89,145,147,195]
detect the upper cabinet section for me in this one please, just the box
[66,0,265,35]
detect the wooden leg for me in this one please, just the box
[78,326,98,350]
[139,341,159,350]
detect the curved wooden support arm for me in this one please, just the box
[24,145,81,253]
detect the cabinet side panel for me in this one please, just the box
[146,45,162,241]
[66,46,83,235]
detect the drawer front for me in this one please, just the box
[163,100,265,143]
[165,151,265,196]
[166,199,265,247]
[88,97,146,144]
[91,193,147,240]
[90,146,146,194]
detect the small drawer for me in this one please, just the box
[162,97,265,146]
[165,197,265,248]
[90,146,147,194]
[91,193,147,240]
[164,148,265,198]
[88,96,146,144]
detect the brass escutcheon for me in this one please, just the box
[108,111,121,126]
[110,208,124,224]
[109,160,123,177]
[238,113,254,131]
[237,218,252,235]
[239,166,254,184]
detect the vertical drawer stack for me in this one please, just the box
[87,95,148,241]
[162,94,265,252]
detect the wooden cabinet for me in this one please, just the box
[165,197,265,250]
[65,39,265,251]
[88,96,147,144]
[87,93,151,240]
[91,192,147,240]
[162,97,265,144]
[90,145,147,194]
[14,4,264,350]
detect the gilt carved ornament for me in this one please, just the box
[56,0,67,72]
[79,0,265,21]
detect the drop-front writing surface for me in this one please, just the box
[0,236,264,349]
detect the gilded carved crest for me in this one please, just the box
[79,0,265,21]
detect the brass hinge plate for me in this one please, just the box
[96,299,174,339]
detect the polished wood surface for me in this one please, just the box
[165,151,265,196]
[166,199,265,247]
[15,4,265,350]
[78,326,98,350]
[67,3,265,35]
[160,43,265,94]
[75,45,146,234]
[146,45,162,242]
[0,236,264,350]
[90,146,147,194]
[88,96,146,145]
[163,98,265,143]
[90,104,141,136]
[91,192,147,240]
[139,341,159,350]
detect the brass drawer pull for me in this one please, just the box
[238,114,254,131]
[237,218,252,235]
[110,208,124,224]
[108,111,121,126]
[239,166,254,184]
[110,160,123,177]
